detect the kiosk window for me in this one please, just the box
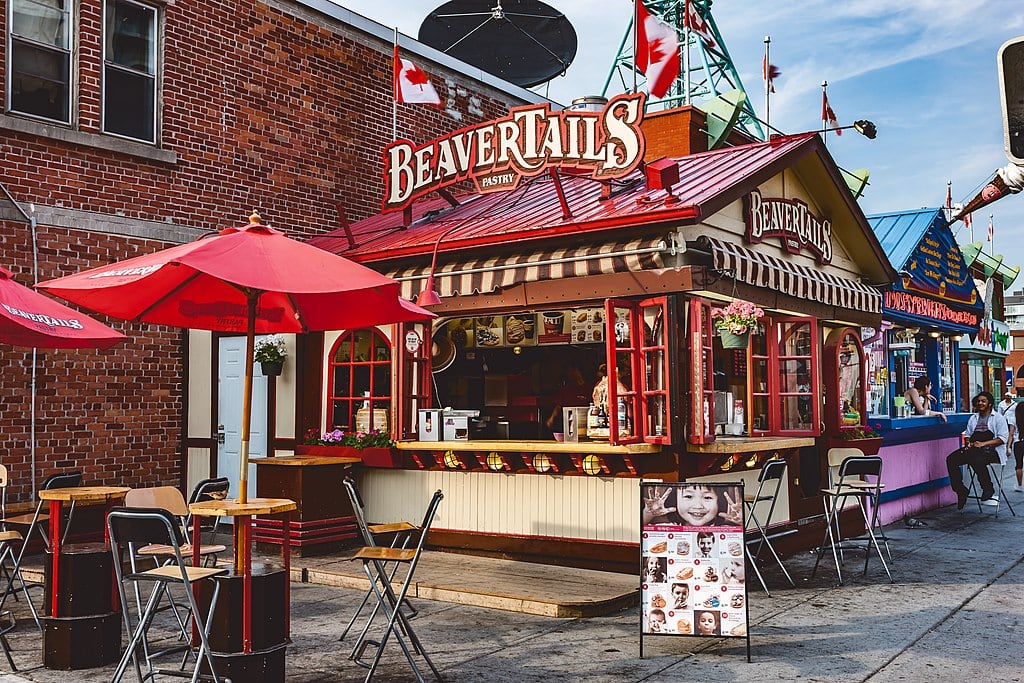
[328,329,392,432]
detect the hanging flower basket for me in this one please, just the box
[719,330,750,349]
[260,360,284,377]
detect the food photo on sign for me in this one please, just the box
[639,482,749,644]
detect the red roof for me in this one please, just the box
[310,133,825,264]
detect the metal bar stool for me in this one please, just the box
[964,460,1017,516]
[349,489,444,683]
[340,478,419,647]
[743,459,795,594]
[812,451,893,585]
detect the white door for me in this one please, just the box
[218,336,268,503]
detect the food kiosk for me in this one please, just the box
[305,99,896,570]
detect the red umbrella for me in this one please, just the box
[0,266,125,348]
[39,214,433,503]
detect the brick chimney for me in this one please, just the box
[640,105,758,161]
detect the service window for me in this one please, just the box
[774,318,819,435]
[8,0,72,123]
[687,297,716,444]
[398,321,431,440]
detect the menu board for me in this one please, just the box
[570,308,605,344]
[640,482,749,646]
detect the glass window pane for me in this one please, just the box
[838,333,862,420]
[780,396,813,431]
[645,349,664,391]
[644,394,666,437]
[613,307,632,347]
[331,400,354,431]
[10,40,69,121]
[752,395,770,431]
[332,365,351,398]
[353,330,371,361]
[12,0,68,48]
[372,365,391,396]
[106,0,155,72]
[334,338,351,363]
[103,67,155,141]
[779,322,812,356]
[752,358,768,394]
[779,359,811,393]
[353,366,371,397]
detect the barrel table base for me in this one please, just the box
[42,543,121,670]
[198,563,288,683]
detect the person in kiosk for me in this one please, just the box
[904,376,947,423]
[947,391,1008,509]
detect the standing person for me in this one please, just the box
[1014,401,1024,492]
[998,391,1015,416]
[904,376,947,422]
[544,364,592,438]
[946,391,1008,509]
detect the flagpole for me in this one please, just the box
[393,27,399,142]
[764,35,771,134]
[990,214,995,255]
[683,0,691,105]
[632,1,637,94]
[821,80,828,147]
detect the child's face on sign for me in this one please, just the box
[677,486,719,526]
[697,611,717,635]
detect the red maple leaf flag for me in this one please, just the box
[393,45,441,105]
[683,0,717,49]
[822,91,841,135]
[763,55,780,93]
[636,0,680,99]
[964,212,973,231]
[988,215,994,242]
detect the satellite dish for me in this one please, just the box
[419,0,577,88]
[842,168,870,200]
[700,89,746,150]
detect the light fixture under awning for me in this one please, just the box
[385,236,668,301]
[697,236,882,315]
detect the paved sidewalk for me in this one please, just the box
[0,480,1022,681]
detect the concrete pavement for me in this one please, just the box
[0,479,1021,682]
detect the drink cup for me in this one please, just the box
[523,318,535,339]
[543,312,564,334]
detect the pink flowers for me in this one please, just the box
[711,300,765,334]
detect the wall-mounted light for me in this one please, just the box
[532,453,553,473]
[582,454,606,476]
[929,331,941,338]
[443,450,463,469]
[952,334,963,341]
[485,452,507,471]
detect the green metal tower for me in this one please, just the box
[601,0,765,140]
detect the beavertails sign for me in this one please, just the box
[381,93,647,213]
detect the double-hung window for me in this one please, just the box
[103,0,157,143]
[8,0,72,123]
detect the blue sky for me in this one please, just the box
[337,1,1024,289]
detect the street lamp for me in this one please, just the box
[825,120,877,139]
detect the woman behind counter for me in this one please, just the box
[904,376,947,423]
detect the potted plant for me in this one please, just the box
[296,427,402,467]
[830,423,884,456]
[254,334,287,377]
[711,300,765,349]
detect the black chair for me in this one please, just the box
[107,506,227,683]
[743,459,796,594]
[964,460,1017,517]
[186,477,230,547]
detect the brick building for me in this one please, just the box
[0,0,540,503]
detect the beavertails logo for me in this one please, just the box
[381,93,647,213]
[744,190,833,264]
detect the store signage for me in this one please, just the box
[744,190,832,263]
[899,221,977,304]
[959,318,1010,354]
[381,93,647,213]
[883,291,980,327]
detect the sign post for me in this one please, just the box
[640,481,751,662]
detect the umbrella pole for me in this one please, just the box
[239,295,257,508]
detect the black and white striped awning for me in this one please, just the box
[697,236,882,314]
[386,236,668,301]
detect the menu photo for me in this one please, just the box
[537,309,571,345]
[640,482,748,640]
[504,313,537,346]
[474,315,504,348]
[569,307,605,344]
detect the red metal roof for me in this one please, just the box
[310,133,820,264]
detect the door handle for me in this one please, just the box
[216,424,226,445]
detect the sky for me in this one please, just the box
[335,0,1024,290]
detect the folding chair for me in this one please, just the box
[964,460,1017,517]
[0,470,83,631]
[350,490,444,683]
[125,487,227,566]
[340,477,419,646]
[0,465,31,670]
[107,507,228,683]
[812,450,893,585]
[743,458,795,595]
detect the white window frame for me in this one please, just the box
[101,0,158,144]
[6,0,74,124]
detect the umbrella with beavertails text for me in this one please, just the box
[0,266,125,348]
[38,213,433,504]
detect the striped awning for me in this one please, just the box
[385,236,668,301]
[697,236,882,314]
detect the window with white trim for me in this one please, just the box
[8,0,72,123]
[103,0,157,143]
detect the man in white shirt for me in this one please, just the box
[998,391,1015,416]
[947,391,1008,509]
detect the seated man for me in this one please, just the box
[947,391,1008,509]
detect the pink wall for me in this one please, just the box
[876,437,959,525]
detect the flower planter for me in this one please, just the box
[718,330,749,349]
[827,436,883,456]
[260,360,283,377]
[294,444,401,467]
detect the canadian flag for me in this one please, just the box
[393,46,441,105]
[988,215,994,242]
[763,55,779,93]
[822,91,841,135]
[684,0,717,49]
[964,212,973,231]
[635,0,680,99]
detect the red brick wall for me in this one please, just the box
[0,0,530,500]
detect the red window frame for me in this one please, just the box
[326,328,393,433]
[398,321,432,440]
[688,297,716,445]
[770,317,820,437]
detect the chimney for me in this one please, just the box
[640,105,709,160]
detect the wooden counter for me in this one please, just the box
[685,436,816,454]
[396,439,662,454]
[251,456,359,556]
